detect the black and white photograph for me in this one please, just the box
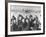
[11,5,41,31]
[8,2,45,35]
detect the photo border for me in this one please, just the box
[5,1,45,37]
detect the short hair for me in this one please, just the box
[29,15,32,18]
[19,14,24,19]
[12,16,16,20]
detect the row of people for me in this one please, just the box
[11,14,41,31]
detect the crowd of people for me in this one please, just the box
[11,14,41,31]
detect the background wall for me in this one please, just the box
[0,0,46,37]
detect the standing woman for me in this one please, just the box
[18,14,24,31]
[23,16,29,31]
[29,15,34,30]
[11,16,18,31]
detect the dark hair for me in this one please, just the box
[29,15,32,18]
[12,15,16,20]
[18,14,24,19]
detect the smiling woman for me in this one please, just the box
[5,1,45,36]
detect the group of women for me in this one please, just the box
[11,14,41,31]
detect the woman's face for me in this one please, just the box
[13,20,16,24]
[22,19,25,23]
[19,17,22,20]
[26,19,29,23]
[33,20,36,24]
[29,18,31,21]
